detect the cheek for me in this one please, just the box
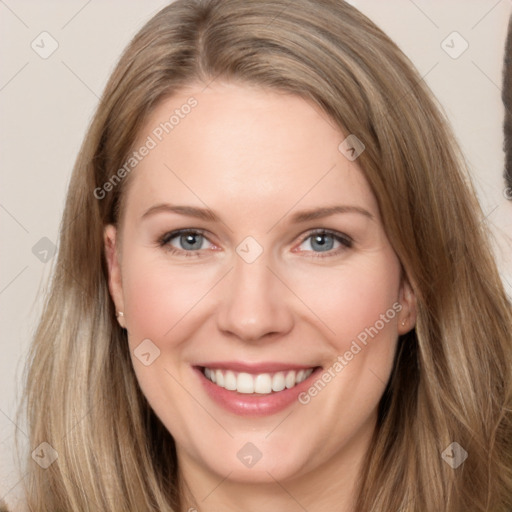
[119,253,218,425]
[288,252,402,349]
[121,245,402,354]
[121,254,217,344]
[291,255,402,447]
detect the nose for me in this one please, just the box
[216,251,294,343]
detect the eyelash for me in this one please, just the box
[157,228,353,259]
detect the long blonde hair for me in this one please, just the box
[21,1,512,510]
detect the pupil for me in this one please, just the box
[312,234,333,252]
[182,233,202,250]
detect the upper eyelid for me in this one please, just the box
[160,227,208,241]
[301,228,352,241]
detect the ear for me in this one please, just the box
[397,276,417,335]
[104,224,126,328]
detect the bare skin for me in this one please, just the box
[105,81,416,512]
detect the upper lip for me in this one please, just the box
[195,361,320,374]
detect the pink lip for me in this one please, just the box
[193,364,322,417]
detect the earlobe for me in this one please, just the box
[398,277,417,335]
[104,224,126,328]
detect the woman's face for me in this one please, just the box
[105,82,415,491]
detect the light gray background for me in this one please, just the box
[1,1,511,508]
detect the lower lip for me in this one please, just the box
[194,366,322,417]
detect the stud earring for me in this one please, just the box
[401,319,406,326]
[116,311,124,318]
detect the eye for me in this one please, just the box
[295,229,353,257]
[157,228,352,259]
[158,229,215,257]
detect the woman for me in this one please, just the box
[19,0,512,510]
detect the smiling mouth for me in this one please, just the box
[201,367,317,395]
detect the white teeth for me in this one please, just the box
[237,372,254,394]
[254,373,272,394]
[299,368,314,383]
[285,371,296,389]
[203,367,314,395]
[272,372,286,392]
[224,370,237,391]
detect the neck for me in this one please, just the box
[177,425,374,512]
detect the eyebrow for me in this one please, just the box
[140,203,374,223]
[141,204,218,222]
[289,205,374,223]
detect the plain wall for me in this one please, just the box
[1,1,511,508]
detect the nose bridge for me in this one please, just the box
[216,246,293,341]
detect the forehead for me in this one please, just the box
[122,82,378,224]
